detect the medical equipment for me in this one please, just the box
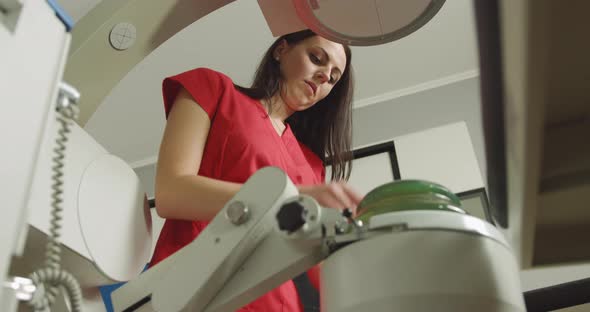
[110,167,524,311]
[5,84,150,311]
[2,0,588,311]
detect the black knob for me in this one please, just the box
[276,201,307,234]
[342,208,353,219]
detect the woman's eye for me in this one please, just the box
[310,54,321,64]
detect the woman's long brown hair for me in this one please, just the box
[235,30,354,181]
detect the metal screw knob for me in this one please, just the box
[225,201,250,225]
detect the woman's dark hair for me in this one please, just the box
[235,29,354,181]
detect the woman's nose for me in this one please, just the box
[315,70,329,84]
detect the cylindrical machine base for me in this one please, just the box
[321,230,525,311]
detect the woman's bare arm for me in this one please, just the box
[155,87,241,221]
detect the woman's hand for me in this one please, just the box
[298,182,363,215]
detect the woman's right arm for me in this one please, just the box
[155,87,241,221]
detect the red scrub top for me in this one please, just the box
[150,68,325,312]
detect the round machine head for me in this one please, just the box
[292,0,446,46]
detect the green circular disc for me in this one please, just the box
[355,180,465,224]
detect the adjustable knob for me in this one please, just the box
[276,201,307,234]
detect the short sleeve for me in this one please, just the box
[162,67,229,120]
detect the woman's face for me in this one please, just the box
[275,35,347,112]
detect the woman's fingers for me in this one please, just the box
[327,183,354,210]
[340,183,363,206]
[298,183,363,214]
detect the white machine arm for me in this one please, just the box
[112,167,349,311]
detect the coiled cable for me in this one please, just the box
[27,83,83,311]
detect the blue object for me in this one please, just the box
[100,264,150,312]
[99,282,126,312]
[46,0,74,32]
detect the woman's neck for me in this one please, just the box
[263,94,293,123]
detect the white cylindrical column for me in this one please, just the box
[321,230,525,312]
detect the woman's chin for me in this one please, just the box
[286,99,314,113]
[294,103,315,112]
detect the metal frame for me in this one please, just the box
[456,188,494,225]
[350,141,401,180]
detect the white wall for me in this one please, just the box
[351,76,487,183]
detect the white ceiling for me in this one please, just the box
[63,0,480,167]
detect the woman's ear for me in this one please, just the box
[273,39,289,61]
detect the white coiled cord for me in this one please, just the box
[27,85,83,312]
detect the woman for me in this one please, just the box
[151,29,362,311]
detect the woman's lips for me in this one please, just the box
[305,81,317,95]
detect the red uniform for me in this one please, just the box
[150,68,324,311]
